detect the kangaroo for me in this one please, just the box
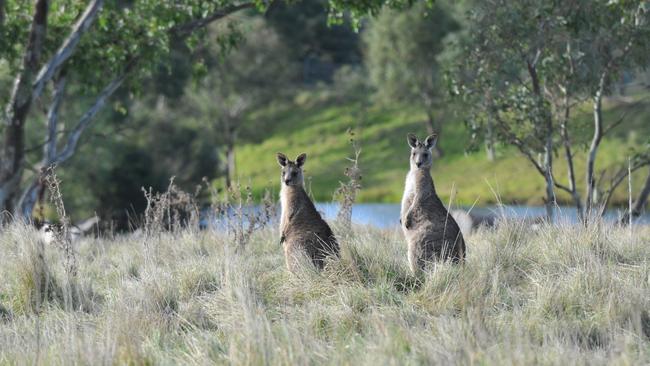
[276,152,339,272]
[35,216,99,245]
[400,133,465,272]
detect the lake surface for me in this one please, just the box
[205,203,650,230]
[314,203,650,228]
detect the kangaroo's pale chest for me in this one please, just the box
[280,187,291,230]
[401,171,416,216]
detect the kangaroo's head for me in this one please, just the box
[407,133,437,170]
[276,152,307,186]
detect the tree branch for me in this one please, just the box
[621,167,650,223]
[494,109,572,195]
[585,37,636,214]
[45,73,66,163]
[0,0,48,215]
[600,159,650,213]
[32,0,104,101]
[53,72,126,165]
[602,96,650,136]
[172,2,255,38]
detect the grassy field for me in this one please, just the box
[235,92,650,206]
[1,219,649,364]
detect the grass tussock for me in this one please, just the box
[0,220,649,364]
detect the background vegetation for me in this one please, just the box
[1,0,648,225]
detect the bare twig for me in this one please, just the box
[208,179,275,248]
[334,129,362,230]
[44,166,77,277]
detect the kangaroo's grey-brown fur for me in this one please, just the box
[277,152,339,272]
[400,133,465,272]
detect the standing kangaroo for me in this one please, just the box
[401,133,465,272]
[277,152,339,272]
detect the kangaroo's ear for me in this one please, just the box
[277,152,288,167]
[295,153,307,167]
[424,134,438,150]
[407,133,418,148]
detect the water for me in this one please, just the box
[204,203,650,230]
[314,203,649,228]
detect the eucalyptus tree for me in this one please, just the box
[455,0,650,221]
[180,17,295,188]
[0,0,265,220]
[1,0,439,221]
[623,164,650,223]
[363,2,458,157]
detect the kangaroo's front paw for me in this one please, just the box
[404,215,413,229]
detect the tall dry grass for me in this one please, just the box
[0,217,649,365]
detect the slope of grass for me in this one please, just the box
[1,221,649,364]
[235,92,650,206]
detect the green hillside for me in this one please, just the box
[235,93,650,206]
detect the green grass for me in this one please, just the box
[235,92,650,206]
[1,220,649,364]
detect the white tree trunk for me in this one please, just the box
[621,167,650,224]
[585,90,604,217]
[16,72,125,220]
[1,0,103,217]
[17,73,67,221]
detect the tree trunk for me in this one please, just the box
[485,113,496,162]
[621,167,650,224]
[562,142,582,221]
[543,139,555,222]
[17,73,66,221]
[1,0,103,218]
[225,141,235,189]
[425,110,443,158]
[2,0,250,220]
[0,0,49,217]
[222,119,238,189]
[17,70,126,220]
[527,58,555,221]
[585,90,604,217]
[559,101,583,221]
[484,90,496,161]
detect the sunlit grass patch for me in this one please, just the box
[0,220,648,364]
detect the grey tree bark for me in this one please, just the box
[585,82,605,218]
[17,71,126,220]
[1,0,104,217]
[4,1,252,221]
[484,90,496,162]
[224,124,237,189]
[0,0,49,218]
[485,114,496,162]
[527,55,556,222]
[621,167,650,224]
[17,73,67,221]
